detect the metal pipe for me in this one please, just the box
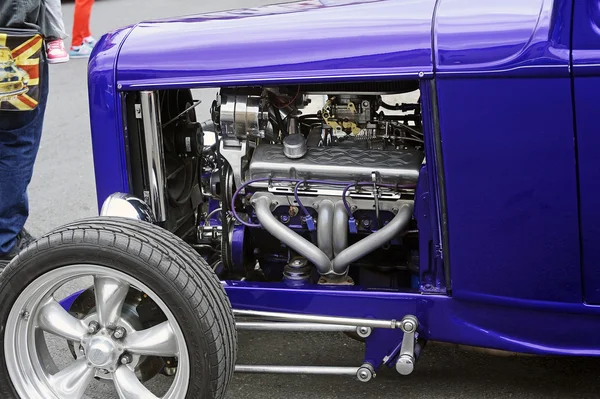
[333,200,348,257]
[233,309,403,329]
[236,322,357,332]
[332,203,414,274]
[253,196,333,275]
[317,200,334,259]
[235,365,359,376]
[140,91,167,222]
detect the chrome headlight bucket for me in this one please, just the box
[100,192,157,223]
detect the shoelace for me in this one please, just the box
[47,41,65,51]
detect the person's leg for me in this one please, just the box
[70,0,95,57]
[43,0,70,64]
[43,0,68,41]
[0,58,49,261]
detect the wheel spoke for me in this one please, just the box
[48,357,95,399]
[114,365,159,399]
[124,321,179,357]
[37,297,88,342]
[94,276,129,328]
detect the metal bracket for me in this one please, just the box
[395,315,419,375]
[219,140,247,191]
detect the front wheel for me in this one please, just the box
[0,216,237,399]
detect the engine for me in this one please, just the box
[193,82,425,288]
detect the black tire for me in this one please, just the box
[0,216,237,399]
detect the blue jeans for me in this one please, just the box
[0,61,48,256]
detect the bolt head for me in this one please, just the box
[402,320,415,332]
[120,354,132,365]
[113,327,127,340]
[87,321,100,334]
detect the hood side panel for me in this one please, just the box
[434,0,571,77]
[116,0,436,89]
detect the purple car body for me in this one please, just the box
[83,0,600,378]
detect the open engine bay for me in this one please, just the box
[126,80,426,290]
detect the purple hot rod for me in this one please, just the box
[0,0,598,398]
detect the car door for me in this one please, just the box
[572,1,600,304]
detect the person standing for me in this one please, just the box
[69,0,97,58]
[0,0,49,266]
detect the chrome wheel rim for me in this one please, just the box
[5,264,190,399]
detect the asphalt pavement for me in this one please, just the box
[27,0,600,398]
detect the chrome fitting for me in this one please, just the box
[100,193,156,223]
[356,363,375,382]
[87,321,100,335]
[120,353,133,365]
[396,315,419,376]
[356,326,372,338]
[112,326,127,340]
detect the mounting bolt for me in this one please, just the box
[418,71,425,78]
[21,311,30,321]
[87,321,100,334]
[291,259,305,267]
[356,326,372,338]
[351,205,358,212]
[392,207,399,214]
[280,215,290,224]
[113,326,127,340]
[362,219,371,229]
[120,353,133,365]
[362,100,370,108]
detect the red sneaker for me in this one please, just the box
[46,39,69,64]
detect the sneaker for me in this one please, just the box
[0,228,36,267]
[46,39,69,64]
[69,45,93,58]
[83,36,97,48]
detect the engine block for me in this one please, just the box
[249,144,423,185]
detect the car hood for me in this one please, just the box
[115,0,437,89]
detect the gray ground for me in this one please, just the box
[24,0,600,397]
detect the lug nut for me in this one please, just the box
[113,326,127,340]
[87,321,100,334]
[120,353,133,365]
